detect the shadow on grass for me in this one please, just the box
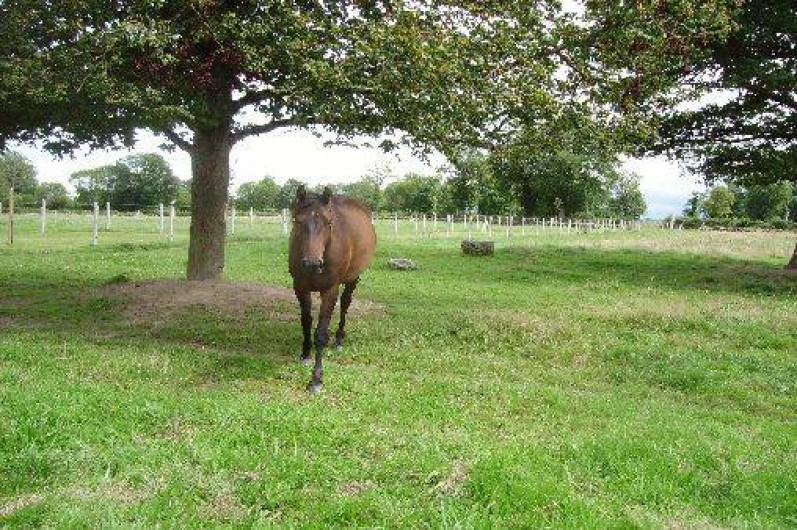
[496,245,796,297]
[0,279,306,387]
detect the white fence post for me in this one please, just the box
[229,205,236,236]
[281,208,289,236]
[91,201,99,247]
[40,199,47,235]
[169,202,175,242]
[159,203,165,233]
[393,213,398,238]
[249,207,254,229]
[105,201,111,230]
[5,188,14,245]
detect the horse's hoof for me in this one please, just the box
[307,382,323,395]
[300,356,312,366]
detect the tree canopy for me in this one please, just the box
[649,0,796,185]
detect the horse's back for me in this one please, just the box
[334,196,376,282]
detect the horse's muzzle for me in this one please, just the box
[300,258,325,274]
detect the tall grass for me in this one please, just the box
[1,220,795,527]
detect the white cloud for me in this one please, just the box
[623,156,704,219]
[10,129,443,191]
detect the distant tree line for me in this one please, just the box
[679,181,796,229]
[0,151,189,212]
[69,153,189,211]
[3,148,645,220]
[235,151,647,220]
[0,151,71,209]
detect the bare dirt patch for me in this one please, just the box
[93,279,383,326]
[0,493,43,518]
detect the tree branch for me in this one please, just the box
[230,118,321,144]
[159,128,194,153]
[232,88,282,111]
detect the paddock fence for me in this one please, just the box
[2,198,674,249]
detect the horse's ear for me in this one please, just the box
[295,185,307,203]
[321,186,332,205]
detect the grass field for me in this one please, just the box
[1,215,795,527]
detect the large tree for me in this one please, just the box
[0,1,565,279]
[1,1,739,278]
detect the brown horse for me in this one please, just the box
[289,185,376,393]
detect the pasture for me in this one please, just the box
[1,214,795,527]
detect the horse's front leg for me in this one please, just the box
[294,288,313,364]
[309,284,339,394]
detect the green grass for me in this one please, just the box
[1,217,795,527]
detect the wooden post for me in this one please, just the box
[5,187,14,245]
[91,201,99,247]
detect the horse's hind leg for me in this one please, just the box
[309,284,339,394]
[335,278,359,351]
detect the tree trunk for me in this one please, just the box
[786,242,797,270]
[187,127,232,281]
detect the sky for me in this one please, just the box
[10,128,704,219]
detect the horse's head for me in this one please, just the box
[291,185,334,274]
